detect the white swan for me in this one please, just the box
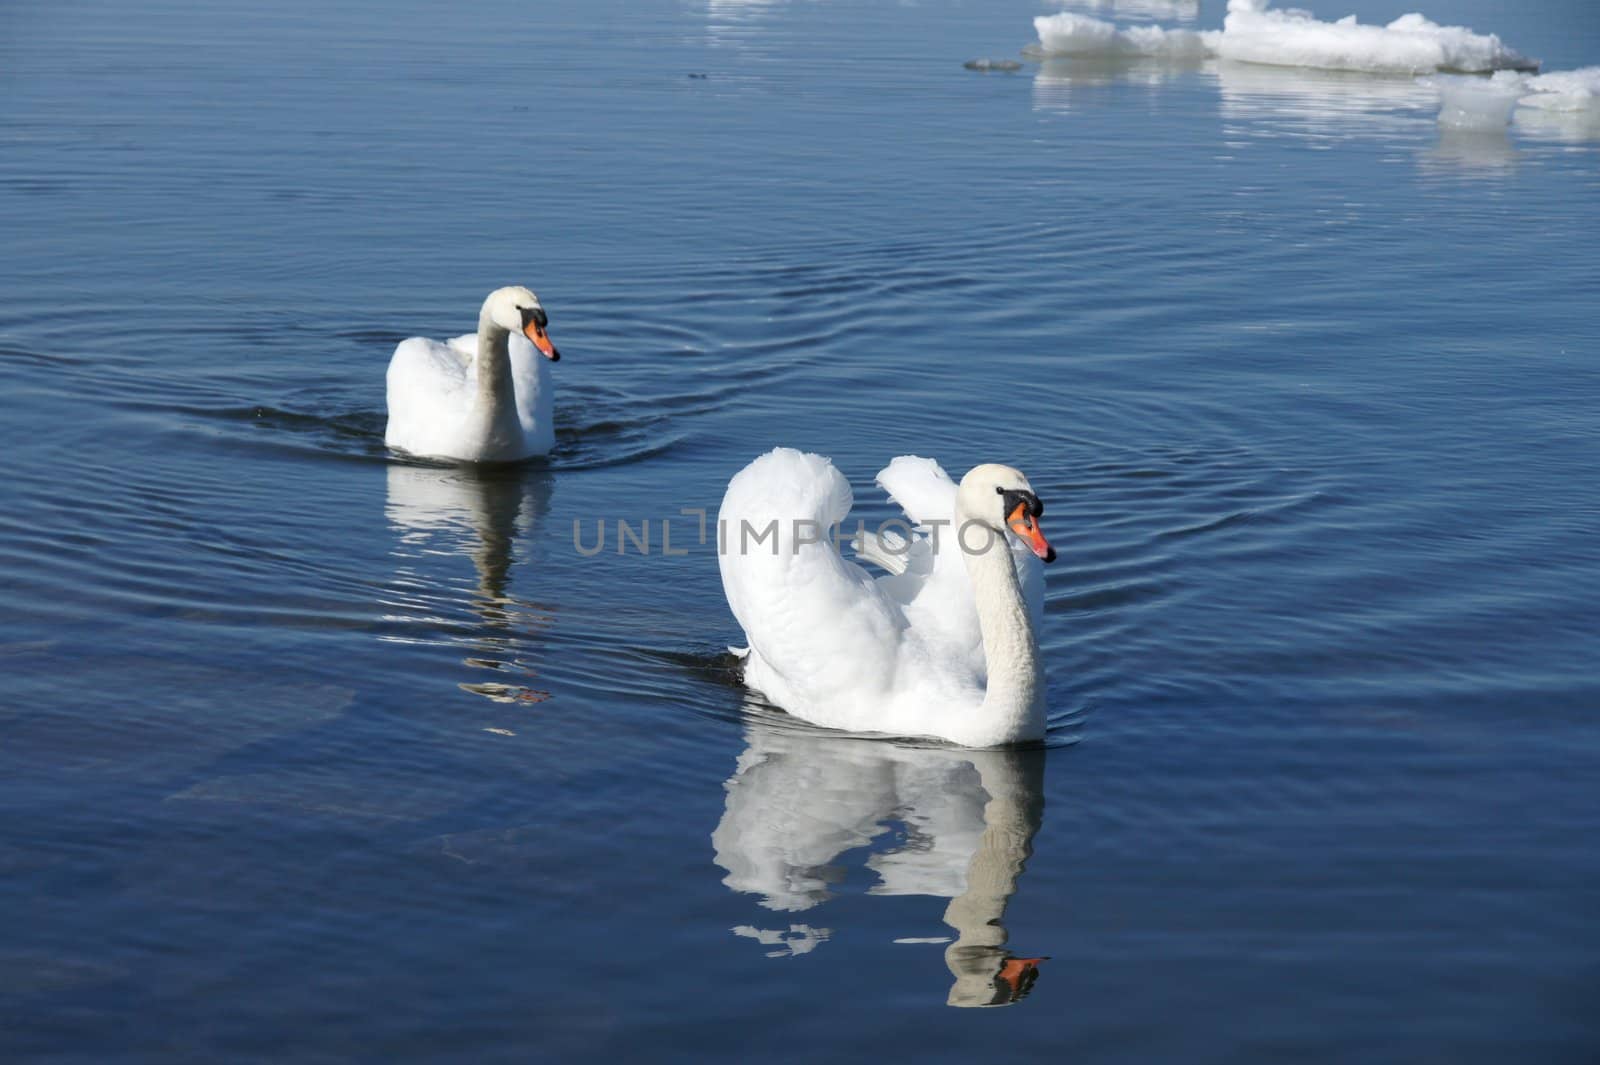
[718,448,1055,747]
[385,286,561,463]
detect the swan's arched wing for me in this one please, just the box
[879,455,958,528]
[869,456,982,671]
[854,455,955,592]
[719,449,906,715]
[864,455,1044,680]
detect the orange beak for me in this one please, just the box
[523,320,560,361]
[1007,503,1055,563]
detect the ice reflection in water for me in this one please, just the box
[1420,126,1518,175]
[1514,102,1600,143]
[1214,61,1435,139]
[1053,0,1200,23]
[712,718,1048,1007]
[1031,55,1202,112]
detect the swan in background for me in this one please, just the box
[712,720,1048,1006]
[719,449,1054,747]
[385,286,562,462]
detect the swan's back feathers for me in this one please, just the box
[391,336,470,390]
[385,336,473,458]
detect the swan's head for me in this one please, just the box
[484,285,560,361]
[959,463,1055,563]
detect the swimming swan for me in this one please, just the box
[385,286,561,462]
[718,448,1055,747]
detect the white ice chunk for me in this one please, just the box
[1033,0,1536,76]
[1518,67,1600,112]
[1216,2,1534,75]
[1424,72,1526,129]
[1032,12,1212,59]
[1511,67,1600,142]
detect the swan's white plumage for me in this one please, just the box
[719,448,1047,747]
[385,287,555,462]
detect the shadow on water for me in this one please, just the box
[711,718,1051,1008]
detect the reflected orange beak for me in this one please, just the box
[1008,503,1055,563]
[995,955,1046,1003]
[523,321,560,361]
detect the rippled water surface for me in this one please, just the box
[3,0,1598,1060]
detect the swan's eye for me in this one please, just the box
[519,306,548,329]
[999,487,1042,523]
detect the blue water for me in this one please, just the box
[2,0,1598,1060]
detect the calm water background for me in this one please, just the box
[2,0,1598,1060]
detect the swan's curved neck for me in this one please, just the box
[463,306,522,455]
[475,307,514,405]
[958,501,1044,741]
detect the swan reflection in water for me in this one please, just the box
[713,716,1049,1007]
[384,463,555,707]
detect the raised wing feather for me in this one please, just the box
[878,455,958,528]
[719,449,906,718]
[863,455,1044,681]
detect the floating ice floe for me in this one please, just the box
[1423,71,1525,130]
[1031,12,1209,60]
[1215,0,1534,75]
[1517,69,1600,141]
[1518,67,1600,112]
[1033,0,1537,76]
[1419,66,1600,134]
